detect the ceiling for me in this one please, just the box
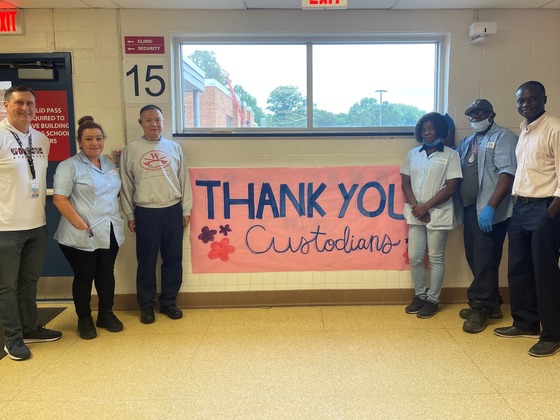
[0,0,559,10]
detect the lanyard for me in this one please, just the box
[10,131,36,180]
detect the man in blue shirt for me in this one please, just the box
[456,99,518,333]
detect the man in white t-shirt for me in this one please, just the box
[0,85,62,361]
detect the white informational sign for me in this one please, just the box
[122,58,169,104]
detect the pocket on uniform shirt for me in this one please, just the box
[58,221,93,249]
[427,205,455,229]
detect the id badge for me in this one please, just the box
[29,180,40,199]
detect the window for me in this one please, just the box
[177,38,440,134]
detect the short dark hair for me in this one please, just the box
[77,115,105,141]
[139,104,163,117]
[414,112,448,143]
[517,81,546,96]
[4,85,36,102]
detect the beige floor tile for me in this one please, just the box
[448,321,560,393]
[465,350,560,393]
[339,393,517,420]
[170,395,341,420]
[5,301,560,420]
[185,330,335,398]
[207,306,324,333]
[501,392,560,419]
[325,329,497,396]
[4,400,180,420]
[13,332,206,402]
[5,398,340,420]
[322,304,448,331]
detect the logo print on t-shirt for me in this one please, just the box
[140,151,170,170]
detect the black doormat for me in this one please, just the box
[0,307,66,360]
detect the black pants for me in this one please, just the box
[60,226,119,319]
[508,198,560,341]
[463,205,509,306]
[134,203,183,309]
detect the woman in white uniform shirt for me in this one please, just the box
[400,112,462,319]
[53,116,125,339]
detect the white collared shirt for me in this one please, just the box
[512,112,560,198]
[400,145,462,230]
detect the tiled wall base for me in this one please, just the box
[108,287,510,310]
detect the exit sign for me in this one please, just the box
[302,0,347,9]
[0,9,23,34]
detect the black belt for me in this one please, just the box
[515,196,552,204]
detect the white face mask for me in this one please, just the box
[471,118,492,132]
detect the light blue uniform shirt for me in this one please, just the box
[456,123,518,224]
[53,152,125,251]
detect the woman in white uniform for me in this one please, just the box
[53,116,125,339]
[400,112,462,319]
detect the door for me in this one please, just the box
[0,52,76,298]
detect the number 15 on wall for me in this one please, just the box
[123,58,169,104]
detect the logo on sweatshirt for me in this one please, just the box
[140,151,170,170]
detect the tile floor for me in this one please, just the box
[2,302,560,420]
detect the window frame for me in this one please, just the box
[171,34,447,138]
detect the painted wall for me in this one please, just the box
[2,8,559,297]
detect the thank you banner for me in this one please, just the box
[189,166,409,273]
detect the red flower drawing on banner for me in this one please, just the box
[208,238,236,262]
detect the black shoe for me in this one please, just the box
[529,340,560,357]
[22,326,62,343]
[459,301,503,320]
[78,316,97,340]
[405,297,426,314]
[493,325,539,339]
[140,307,156,324]
[160,305,183,320]
[96,311,124,332]
[4,337,32,361]
[462,302,490,334]
[417,301,439,319]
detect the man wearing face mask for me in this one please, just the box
[456,99,518,333]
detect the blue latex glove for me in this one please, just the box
[443,113,455,130]
[479,205,495,233]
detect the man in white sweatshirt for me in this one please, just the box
[120,104,192,324]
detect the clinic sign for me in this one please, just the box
[302,0,347,9]
[189,166,408,274]
[0,9,23,34]
[124,36,165,55]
